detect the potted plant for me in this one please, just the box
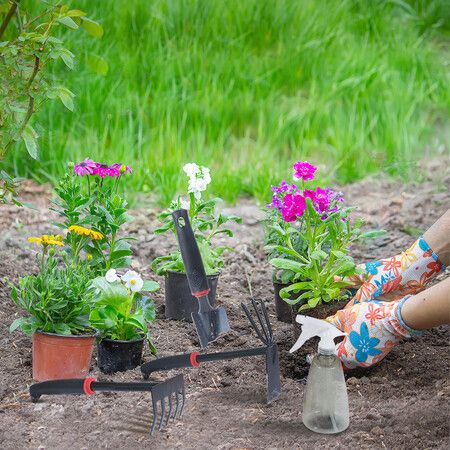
[266,161,384,327]
[89,268,159,374]
[9,234,97,381]
[52,160,135,275]
[151,163,241,321]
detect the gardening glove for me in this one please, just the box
[344,236,444,307]
[325,296,421,369]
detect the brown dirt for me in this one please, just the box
[0,166,449,450]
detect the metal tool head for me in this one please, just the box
[192,305,231,348]
[150,374,185,435]
[241,299,275,346]
[241,299,281,403]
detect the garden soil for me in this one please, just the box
[0,164,449,450]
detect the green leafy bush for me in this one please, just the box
[151,163,241,276]
[9,241,93,335]
[89,269,159,353]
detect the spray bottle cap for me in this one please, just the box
[289,315,346,355]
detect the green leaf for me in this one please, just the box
[82,17,104,38]
[57,16,79,29]
[9,317,28,333]
[22,124,39,159]
[56,87,75,111]
[87,54,109,76]
[269,258,306,273]
[142,280,160,292]
[307,297,321,308]
[311,249,328,260]
[67,9,87,17]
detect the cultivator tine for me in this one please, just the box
[261,300,274,341]
[241,302,267,344]
[149,374,185,435]
[252,299,270,343]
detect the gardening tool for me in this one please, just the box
[172,208,231,348]
[141,299,281,404]
[29,374,185,435]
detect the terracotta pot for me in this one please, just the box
[32,330,96,381]
[164,271,220,322]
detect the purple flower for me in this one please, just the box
[293,161,317,181]
[74,159,97,176]
[268,194,283,210]
[282,193,306,222]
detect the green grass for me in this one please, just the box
[5,0,450,204]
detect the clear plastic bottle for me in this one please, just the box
[302,352,349,433]
[290,314,350,434]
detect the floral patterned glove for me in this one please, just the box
[326,296,421,369]
[344,236,444,307]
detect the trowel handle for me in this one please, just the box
[172,209,210,297]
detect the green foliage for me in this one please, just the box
[151,193,241,276]
[267,199,385,311]
[0,0,102,203]
[89,274,159,353]
[0,169,21,205]
[9,250,93,335]
[4,0,449,203]
[51,165,134,275]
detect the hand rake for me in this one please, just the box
[29,374,185,435]
[172,208,231,348]
[141,300,281,404]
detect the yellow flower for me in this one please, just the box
[86,254,93,261]
[28,235,64,247]
[68,225,104,241]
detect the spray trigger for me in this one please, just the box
[289,315,346,355]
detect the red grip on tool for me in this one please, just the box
[190,352,200,367]
[192,289,210,298]
[83,378,96,395]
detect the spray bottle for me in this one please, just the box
[290,315,349,434]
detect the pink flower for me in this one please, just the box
[281,193,306,222]
[107,163,133,177]
[74,159,97,176]
[303,186,330,213]
[293,161,317,181]
[93,163,110,178]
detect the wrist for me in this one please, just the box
[395,295,423,337]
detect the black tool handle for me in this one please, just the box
[29,378,161,402]
[30,379,89,402]
[141,347,266,375]
[172,209,209,296]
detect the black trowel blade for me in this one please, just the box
[192,307,231,348]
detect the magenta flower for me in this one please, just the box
[107,163,133,177]
[281,193,306,222]
[304,187,330,213]
[293,161,317,181]
[93,163,110,178]
[74,159,97,176]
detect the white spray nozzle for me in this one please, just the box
[289,315,346,355]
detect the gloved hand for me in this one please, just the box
[325,296,421,369]
[344,236,444,307]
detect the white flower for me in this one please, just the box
[184,163,211,200]
[105,269,119,283]
[121,270,144,292]
[180,197,190,210]
[183,163,199,177]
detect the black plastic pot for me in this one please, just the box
[97,337,144,374]
[164,271,219,322]
[273,282,302,323]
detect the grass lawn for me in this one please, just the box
[5,0,449,204]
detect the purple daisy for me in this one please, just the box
[74,159,97,176]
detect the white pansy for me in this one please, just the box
[105,269,119,283]
[121,270,144,292]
